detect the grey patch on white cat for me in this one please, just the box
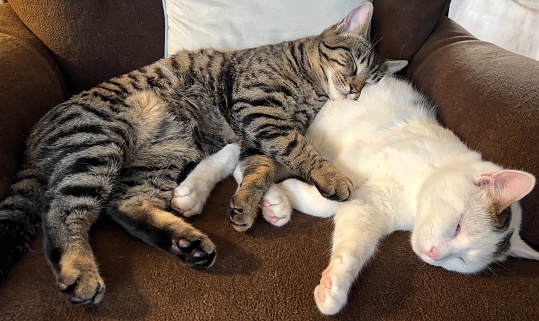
[489,205,512,232]
[494,228,514,257]
[492,206,513,232]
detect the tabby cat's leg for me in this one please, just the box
[232,165,294,227]
[227,146,278,231]
[258,129,354,202]
[41,144,123,304]
[109,142,216,268]
[314,184,392,315]
[171,143,240,217]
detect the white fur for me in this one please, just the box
[171,143,240,217]
[171,76,539,315]
[278,76,538,314]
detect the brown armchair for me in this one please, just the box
[1,0,537,319]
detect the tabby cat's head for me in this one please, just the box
[316,2,407,100]
[412,167,539,274]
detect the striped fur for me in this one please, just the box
[0,2,403,304]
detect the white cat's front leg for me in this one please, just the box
[258,178,341,227]
[314,193,391,315]
[171,143,240,216]
[278,178,339,218]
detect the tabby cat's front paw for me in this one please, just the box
[227,188,261,232]
[312,167,354,201]
[55,253,105,304]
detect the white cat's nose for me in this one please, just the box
[426,247,438,261]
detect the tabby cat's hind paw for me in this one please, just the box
[314,257,349,315]
[261,184,292,226]
[55,253,105,304]
[171,185,204,217]
[170,236,216,268]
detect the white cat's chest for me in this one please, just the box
[307,94,435,182]
[305,81,467,229]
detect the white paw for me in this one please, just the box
[261,184,292,227]
[171,184,205,217]
[313,256,350,315]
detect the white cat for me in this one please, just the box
[171,76,539,315]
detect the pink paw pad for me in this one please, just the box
[264,209,280,223]
[318,288,326,302]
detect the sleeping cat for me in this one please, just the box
[0,2,406,304]
[171,75,539,315]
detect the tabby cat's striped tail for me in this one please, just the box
[0,167,47,284]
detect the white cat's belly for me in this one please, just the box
[306,100,435,230]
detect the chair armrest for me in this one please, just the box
[0,4,66,199]
[407,16,539,248]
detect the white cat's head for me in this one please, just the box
[412,165,538,274]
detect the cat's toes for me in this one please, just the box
[227,190,260,232]
[227,205,255,232]
[312,166,354,202]
[262,199,291,227]
[56,254,105,304]
[313,258,348,315]
[260,184,292,226]
[171,185,204,217]
[170,235,216,268]
[314,282,346,315]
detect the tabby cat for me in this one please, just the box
[172,75,539,315]
[0,2,405,304]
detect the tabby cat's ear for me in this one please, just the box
[476,170,536,209]
[336,1,374,39]
[383,60,408,75]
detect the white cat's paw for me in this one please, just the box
[171,184,205,217]
[314,256,349,315]
[261,185,292,227]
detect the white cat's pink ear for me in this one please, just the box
[336,2,373,38]
[476,170,536,208]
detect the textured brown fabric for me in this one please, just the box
[1,179,538,320]
[408,17,539,248]
[9,0,165,94]
[0,4,65,199]
[372,0,451,61]
[1,1,539,320]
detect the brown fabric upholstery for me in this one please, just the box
[1,179,538,320]
[408,17,539,248]
[0,0,538,320]
[372,0,451,61]
[9,0,166,95]
[0,4,65,198]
